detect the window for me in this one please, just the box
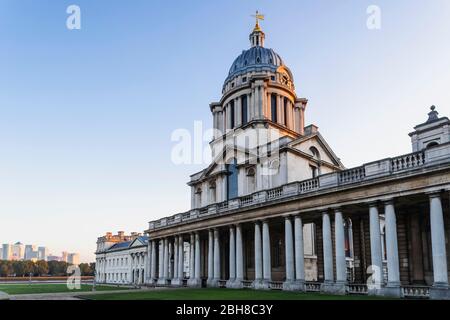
[242,77,247,83]
[209,182,216,203]
[230,100,235,129]
[271,94,277,122]
[241,95,248,125]
[310,165,318,178]
[426,141,439,148]
[310,147,321,161]
[246,167,256,194]
[226,158,239,200]
[195,188,202,207]
[271,75,276,81]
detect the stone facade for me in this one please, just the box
[98,21,450,299]
[95,232,148,285]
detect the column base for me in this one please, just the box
[187,278,202,288]
[367,284,384,296]
[430,285,450,300]
[228,279,244,289]
[283,280,305,291]
[206,279,221,288]
[171,278,182,287]
[0,291,9,300]
[156,278,168,286]
[321,282,346,295]
[379,285,402,298]
[253,280,270,290]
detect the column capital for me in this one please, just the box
[427,190,442,198]
[383,198,395,205]
[367,200,379,207]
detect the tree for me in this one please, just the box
[22,260,34,276]
[78,263,91,276]
[0,261,14,277]
[47,261,69,276]
[34,260,49,276]
[12,261,26,277]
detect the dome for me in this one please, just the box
[225,47,284,83]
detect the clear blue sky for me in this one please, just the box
[1,0,449,262]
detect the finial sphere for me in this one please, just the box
[431,105,436,111]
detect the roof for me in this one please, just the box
[225,46,285,84]
[104,236,149,253]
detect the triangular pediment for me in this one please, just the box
[289,132,344,168]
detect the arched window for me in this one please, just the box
[226,158,238,200]
[310,147,321,160]
[271,94,278,122]
[426,141,439,148]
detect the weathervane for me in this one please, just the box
[251,10,265,31]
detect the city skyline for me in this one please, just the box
[1,0,450,263]
[1,241,79,264]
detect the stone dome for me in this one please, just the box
[226,47,285,82]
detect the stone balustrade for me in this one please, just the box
[346,284,368,295]
[402,286,430,299]
[148,144,450,231]
[305,282,321,292]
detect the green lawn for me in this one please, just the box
[0,283,129,295]
[80,288,389,300]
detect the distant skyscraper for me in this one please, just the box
[61,251,68,262]
[25,245,37,260]
[2,244,12,260]
[68,253,80,265]
[11,242,24,260]
[38,247,49,261]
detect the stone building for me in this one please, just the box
[95,231,148,285]
[143,20,450,299]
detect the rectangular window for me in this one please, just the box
[230,100,235,129]
[271,94,277,122]
[284,98,288,126]
[241,95,248,125]
[310,165,318,178]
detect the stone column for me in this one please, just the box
[157,240,164,285]
[226,226,236,287]
[178,236,184,282]
[283,216,295,290]
[369,203,383,288]
[253,221,263,287]
[321,212,334,286]
[213,228,221,283]
[207,229,214,286]
[428,192,449,299]
[189,233,195,279]
[294,216,306,290]
[174,237,179,280]
[235,224,244,288]
[383,199,402,297]
[334,209,347,294]
[150,241,156,283]
[262,220,271,287]
[195,232,201,281]
[163,238,169,282]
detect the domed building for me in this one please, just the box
[97,18,450,300]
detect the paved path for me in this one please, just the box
[8,287,164,300]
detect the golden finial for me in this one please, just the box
[251,10,265,31]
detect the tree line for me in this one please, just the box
[0,260,95,277]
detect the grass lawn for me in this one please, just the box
[0,283,129,295]
[80,288,389,300]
